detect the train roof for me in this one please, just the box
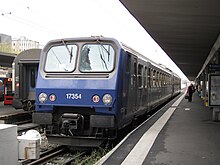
[44,36,180,79]
[13,48,42,64]
[120,42,179,77]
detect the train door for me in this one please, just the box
[19,63,38,100]
[19,63,38,110]
[127,55,138,113]
[4,78,13,105]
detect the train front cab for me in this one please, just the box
[33,38,124,147]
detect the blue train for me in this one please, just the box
[33,36,181,147]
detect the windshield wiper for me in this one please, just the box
[62,40,73,63]
[96,40,110,61]
[99,52,108,70]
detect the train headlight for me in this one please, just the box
[39,93,47,103]
[92,95,100,103]
[102,94,112,105]
[49,94,56,102]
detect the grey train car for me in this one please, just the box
[12,49,42,111]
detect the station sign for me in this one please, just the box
[208,64,220,73]
[208,74,220,106]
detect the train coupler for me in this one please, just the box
[60,113,84,136]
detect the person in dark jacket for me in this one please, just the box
[187,84,195,102]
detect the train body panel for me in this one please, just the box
[35,77,119,115]
[33,36,181,147]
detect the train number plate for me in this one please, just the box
[66,93,82,99]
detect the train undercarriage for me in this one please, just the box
[33,107,117,147]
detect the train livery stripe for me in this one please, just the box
[120,94,184,165]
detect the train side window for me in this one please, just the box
[155,71,159,87]
[162,73,165,86]
[147,68,151,88]
[159,72,162,87]
[30,69,36,88]
[158,72,160,87]
[126,54,131,73]
[151,69,153,87]
[158,71,160,87]
[144,67,147,88]
[134,62,137,75]
[169,75,170,85]
[138,64,143,88]
[166,74,168,86]
[132,60,137,87]
[165,74,167,86]
[141,65,144,88]
[152,70,156,87]
[161,73,163,87]
[168,75,171,85]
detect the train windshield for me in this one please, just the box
[79,44,115,72]
[45,44,77,72]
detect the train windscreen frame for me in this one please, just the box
[79,43,115,73]
[44,44,78,72]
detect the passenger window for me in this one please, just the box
[144,67,147,88]
[134,62,137,76]
[153,70,156,87]
[155,71,158,87]
[138,64,143,88]
[147,68,151,88]
[126,54,131,73]
[159,72,162,87]
[162,73,165,86]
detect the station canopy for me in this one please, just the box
[120,0,220,80]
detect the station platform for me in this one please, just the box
[97,92,220,165]
[0,101,24,116]
[0,101,31,124]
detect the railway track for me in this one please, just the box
[19,145,108,165]
[17,95,179,165]
[16,123,108,165]
[19,145,67,165]
[17,122,41,134]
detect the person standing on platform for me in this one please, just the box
[187,84,195,102]
[197,84,202,97]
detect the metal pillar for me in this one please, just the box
[213,107,220,121]
[201,72,206,98]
